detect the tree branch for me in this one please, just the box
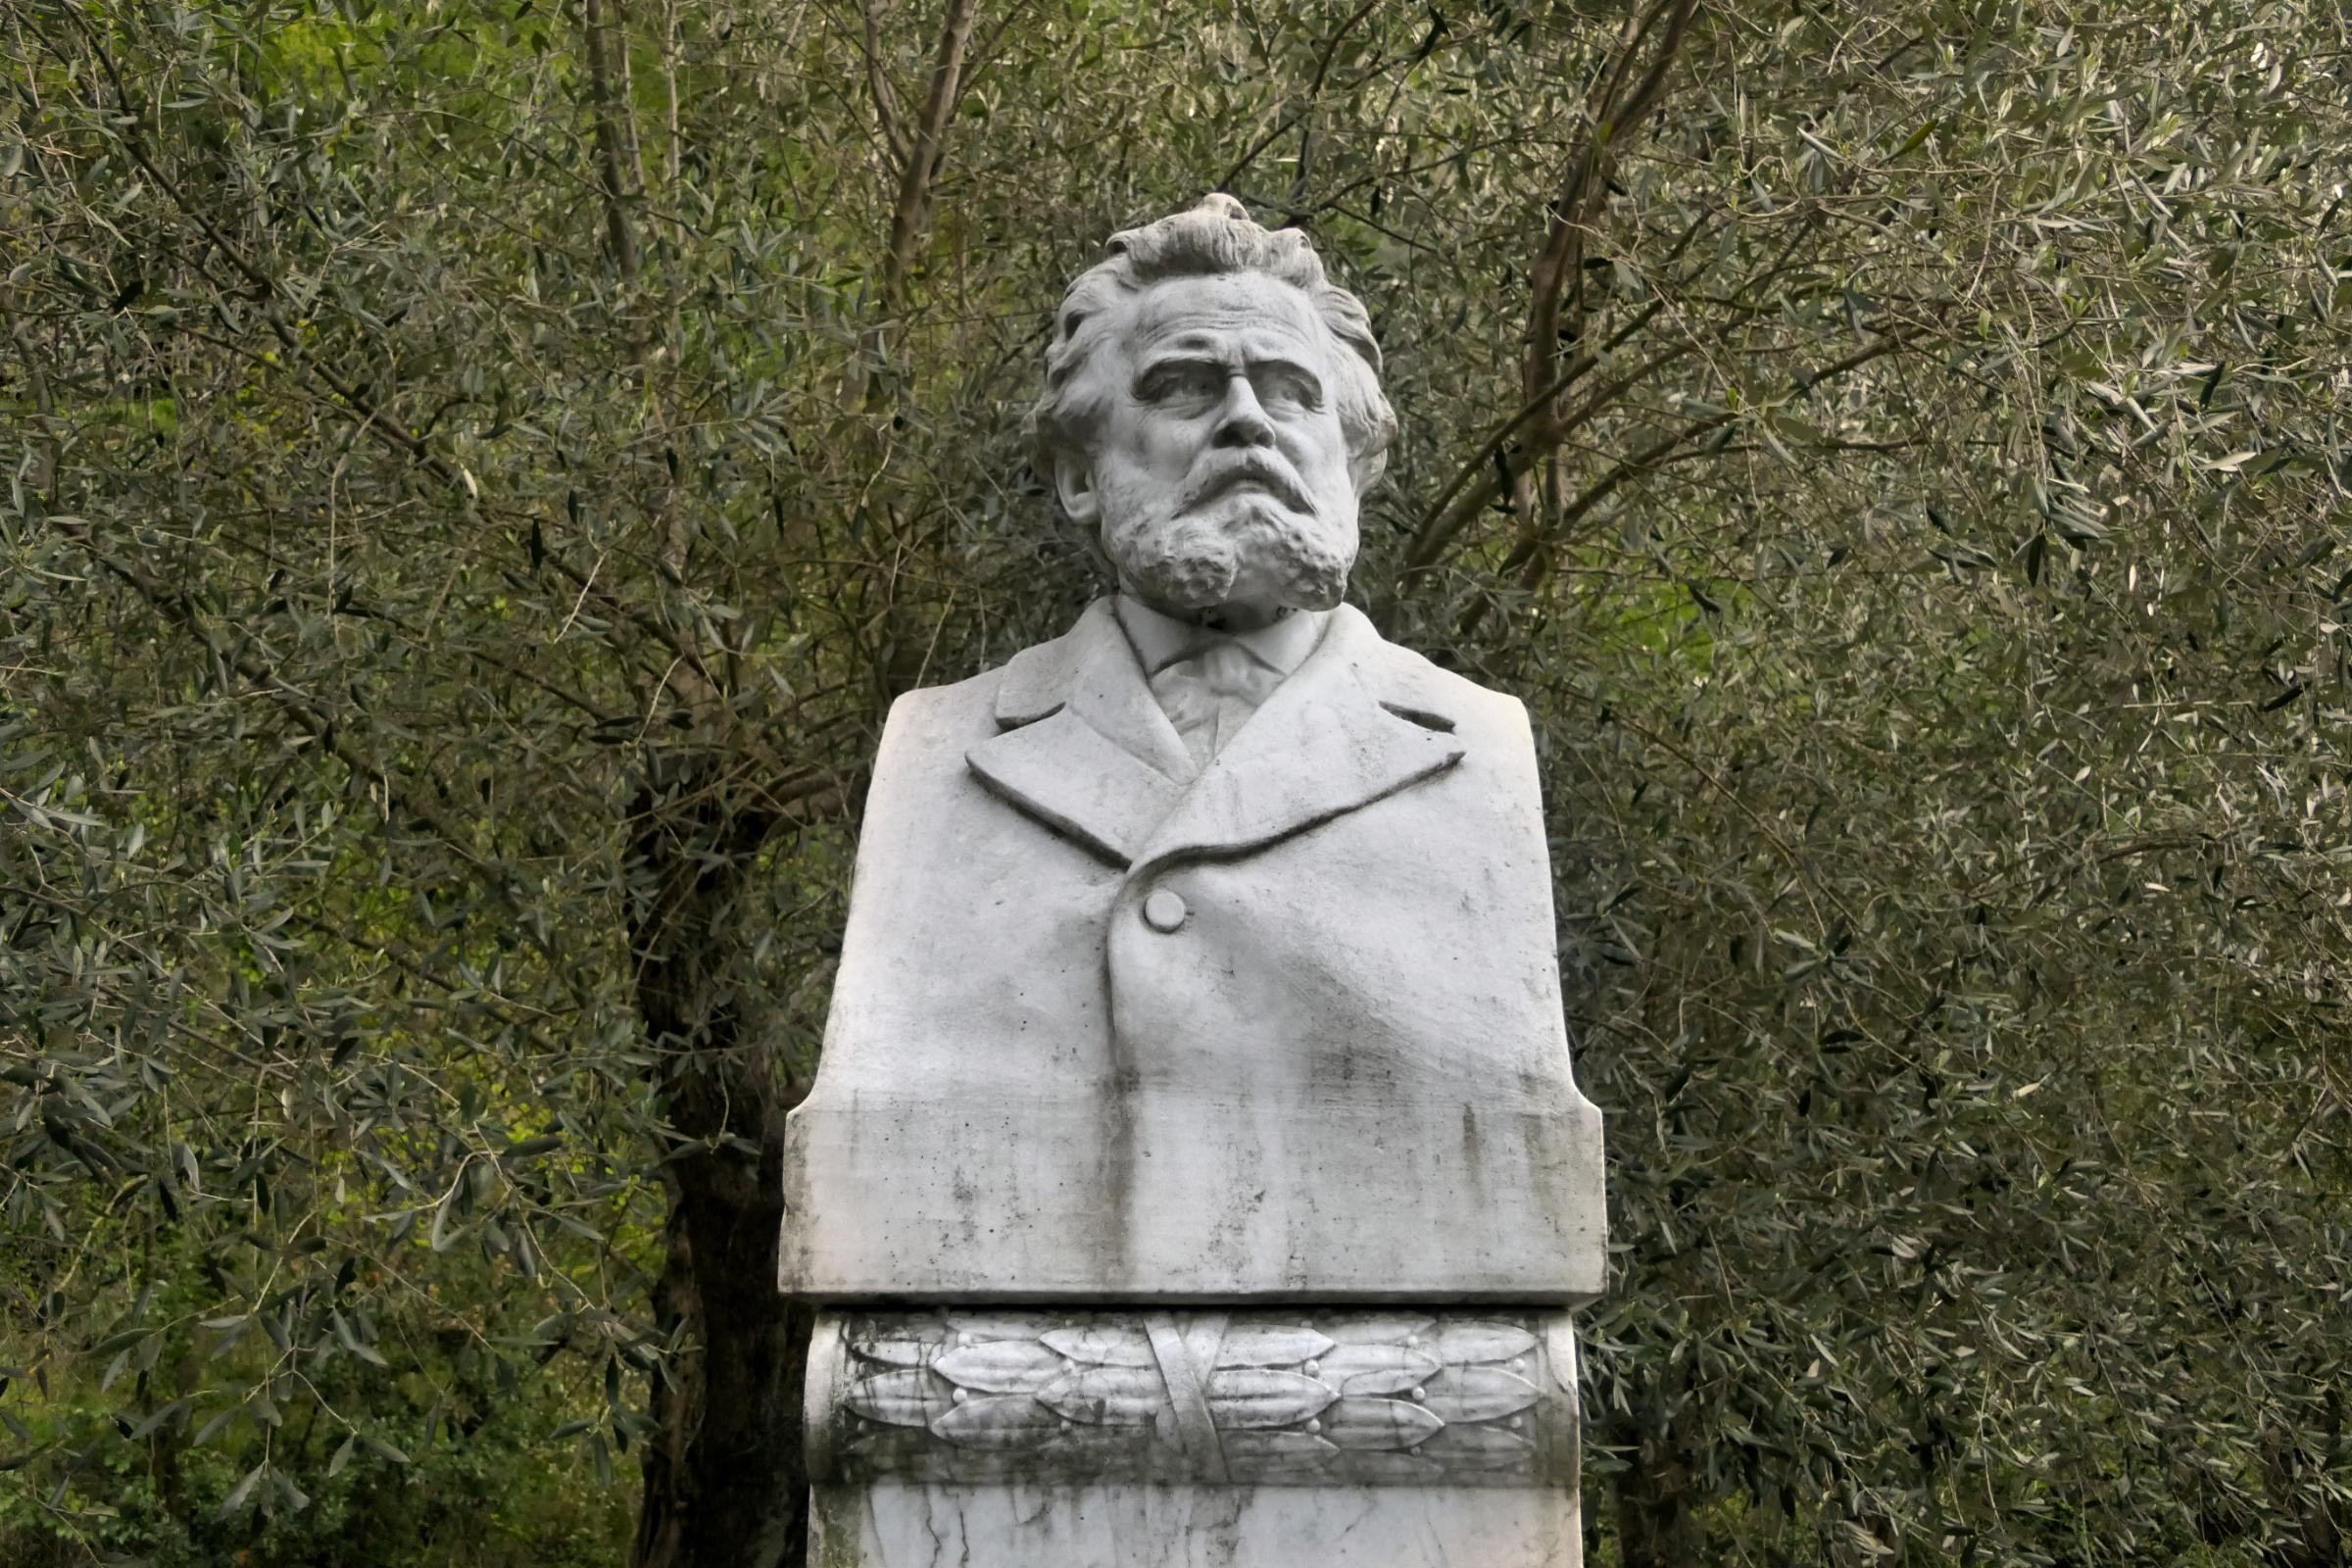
[879,0,979,312]
[1524,0,1700,420]
[1389,303,1683,592]
[47,519,489,862]
[36,11,727,697]
[1456,326,1919,638]
[1382,82,1718,622]
[3,305,59,500]
[1215,0,1383,193]
[858,0,910,168]
[580,0,645,279]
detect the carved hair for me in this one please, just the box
[1027,194,1398,493]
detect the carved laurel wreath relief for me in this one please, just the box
[805,1310,1580,1489]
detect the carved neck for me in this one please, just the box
[1113,581,1300,635]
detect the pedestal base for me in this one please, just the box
[811,1479,1583,1567]
[805,1308,1584,1568]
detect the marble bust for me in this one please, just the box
[778,194,1604,1304]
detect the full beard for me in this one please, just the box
[1100,484,1358,613]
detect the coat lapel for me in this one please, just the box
[967,599,1468,870]
[1133,606,1465,868]
[965,600,1193,865]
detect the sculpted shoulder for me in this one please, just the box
[876,663,1001,746]
[859,669,1004,819]
[1344,612,1533,750]
[877,605,1105,750]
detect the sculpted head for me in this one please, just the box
[1027,194,1396,620]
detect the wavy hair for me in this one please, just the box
[1025,194,1397,495]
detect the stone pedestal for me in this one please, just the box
[811,1482,1581,1568]
[803,1309,1581,1567]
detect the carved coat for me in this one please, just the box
[778,597,1604,1303]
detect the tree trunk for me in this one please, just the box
[625,780,810,1568]
[579,0,642,279]
[632,1141,812,1568]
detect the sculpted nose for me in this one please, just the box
[1210,375,1276,449]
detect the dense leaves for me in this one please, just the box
[3,1,2347,1565]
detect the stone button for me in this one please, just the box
[1142,889,1188,932]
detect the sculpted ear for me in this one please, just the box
[1054,453,1101,527]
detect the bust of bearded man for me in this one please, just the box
[779,195,1604,1306]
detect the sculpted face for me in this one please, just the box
[1056,272,1360,618]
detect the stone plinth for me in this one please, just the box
[811,1483,1582,1567]
[804,1308,1583,1568]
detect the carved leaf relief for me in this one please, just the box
[1426,1321,1539,1365]
[1214,1325,1335,1367]
[1320,1396,1446,1450]
[1418,1366,1542,1423]
[1314,1343,1442,1396]
[1415,1423,1538,1469]
[845,1368,954,1428]
[933,1340,1068,1394]
[1203,1368,1339,1429]
[1041,1325,1155,1367]
[1321,1314,1438,1347]
[928,1395,1065,1450]
[1037,1366,1163,1426]
[946,1312,1068,1343]
[822,1310,1569,1488]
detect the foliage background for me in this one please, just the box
[3,0,2348,1565]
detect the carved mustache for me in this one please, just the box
[1182,455,1314,516]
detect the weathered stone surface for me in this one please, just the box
[778,597,1605,1302]
[808,1481,1584,1568]
[806,1310,1580,1489]
[778,193,1603,1306]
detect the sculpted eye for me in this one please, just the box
[1256,366,1324,411]
[1137,362,1225,405]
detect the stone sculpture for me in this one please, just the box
[807,1309,1581,1489]
[779,194,1604,1566]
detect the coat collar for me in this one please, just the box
[1113,595,1328,681]
[968,596,1466,868]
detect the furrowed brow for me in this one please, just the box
[1246,352,1322,380]
[1136,342,1239,369]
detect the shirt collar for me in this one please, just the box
[1114,594,1329,678]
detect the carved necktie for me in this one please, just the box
[1150,638,1282,768]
